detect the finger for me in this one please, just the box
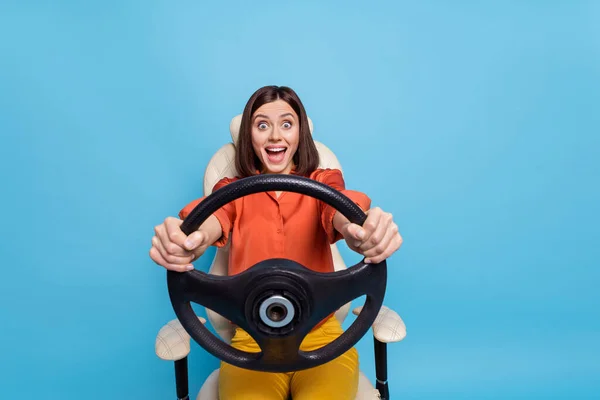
[344,223,366,245]
[154,221,191,257]
[360,207,382,243]
[345,237,362,253]
[164,217,191,249]
[366,230,403,264]
[149,246,194,272]
[362,222,395,258]
[183,230,208,251]
[152,236,194,265]
[362,235,393,260]
[359,213,392,252]
[366,238,400,264]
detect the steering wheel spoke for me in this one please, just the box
[309,261,385,323]
[168,270,248,327]
[255,334,304,365]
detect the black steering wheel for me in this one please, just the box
[167,174,387,373]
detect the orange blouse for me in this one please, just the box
[178,168,371,276]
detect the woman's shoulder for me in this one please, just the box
[212,175,241,191]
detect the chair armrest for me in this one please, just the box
[155,317,206,361]
[352,305,406,343]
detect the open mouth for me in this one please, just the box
[265,147,287,164]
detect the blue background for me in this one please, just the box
[1,1,599,398]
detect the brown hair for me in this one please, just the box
[235,85,319,177]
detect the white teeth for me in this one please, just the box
[267,148,285,152]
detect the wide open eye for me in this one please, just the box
[282,121,292,129]
[257,122,269,130]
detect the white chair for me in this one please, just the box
[155,115,407,400]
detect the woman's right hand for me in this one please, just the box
[150,216,211,272]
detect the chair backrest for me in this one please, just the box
[203,115,351,342]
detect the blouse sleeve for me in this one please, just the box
[178,177,237,248]
[314,169,372,244]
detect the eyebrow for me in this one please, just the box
[253,113,295,121]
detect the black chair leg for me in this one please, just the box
[374,338,390,400]
[175,357,190,400]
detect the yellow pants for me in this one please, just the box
[218,316,359,400]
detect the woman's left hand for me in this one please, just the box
[337,207,403,264]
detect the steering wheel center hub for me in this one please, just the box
[244,262,312,336]
[259,295,294,327]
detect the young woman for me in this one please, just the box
[150,86,403,400]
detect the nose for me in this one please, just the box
[268,126,282,141]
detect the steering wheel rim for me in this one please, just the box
[167,174,387,372]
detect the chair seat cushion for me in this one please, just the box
[197,368,380,400]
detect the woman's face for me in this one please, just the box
[251,99,300,174]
